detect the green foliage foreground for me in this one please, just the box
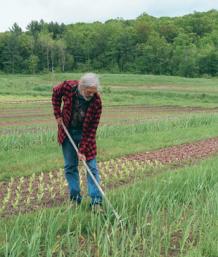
[0,155,217,257]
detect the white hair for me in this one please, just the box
[78,73,100,92]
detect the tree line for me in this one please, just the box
[0,10,217,77]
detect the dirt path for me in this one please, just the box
[1,104,218,129]
[123,137,218,164]
[1,136,218,217]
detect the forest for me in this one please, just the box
[0,10,217,77]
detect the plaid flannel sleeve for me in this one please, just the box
[52,82,65,119]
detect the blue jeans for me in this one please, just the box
[62,128,102,205]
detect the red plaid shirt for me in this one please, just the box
[52,80,102,160]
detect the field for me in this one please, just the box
[0,73,218,257]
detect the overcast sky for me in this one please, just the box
[1,0,218,32]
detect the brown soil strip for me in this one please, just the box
[0,113,52,119]
[0,100,50,104]
[0,119,54,127]
[1,105,217,128]
[123,137,218,164]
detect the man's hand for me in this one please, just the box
[56,117,63,126]
[78,152,86,161]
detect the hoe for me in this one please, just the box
[61,122,123,223]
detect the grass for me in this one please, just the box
[1,73,218,93]
[1,72,218,256]
[1,73,218,108]
[0,155,217,256]
[106,89,218,108]
[1,113,218,181]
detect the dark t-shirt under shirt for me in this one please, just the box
[70,89,91,130]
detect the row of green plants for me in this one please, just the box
[1,112,218,180]
[0,159,163,217]
[1,113,218,151]
[0,155,217,256]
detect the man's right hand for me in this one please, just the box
[56,117,63,126]
[77,152,86,161]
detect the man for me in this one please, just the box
[52,73,102,209]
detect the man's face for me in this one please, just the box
[82,86,97,101]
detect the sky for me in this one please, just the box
[1,0,218,32]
